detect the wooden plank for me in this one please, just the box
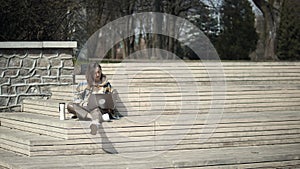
[29,149,105,156]
[21,103,300,118]
[0,141,29,156]
[115,103,300,114]
[0,138,29,152]
[43,92,300,103]
[115,97,300,104]
[1,110,298,142]
[24,95,300,110]
[107,77,300,83]
[163,143,300,168]
[21,107,58,117]
[100,125,300,141]
[0,127,61,144]
[98,120,300,132]
[110,81,300,87]
[29,138,300,156]
[24,96,300,109]
[28,143,299,168]
[103,123,300,137]
[1,110,299,130]
[112,90,300,97]
[29,131,300,153]
[50,84,300,93]
[5,118,299,141]
[117,65,300,69]
[28,122,300,146]
[24,122,300,147]
[1,143,299,168]
[98,69,300,74]
[104,72,300,78]
[99,66,300,71]
[190,160,300,169]
[22,132,300,156]
[0,113,79,128]
[2,110,299,130]
[95,61,300,66]
[1,121,68,139]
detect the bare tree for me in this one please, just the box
[252,0,283,61]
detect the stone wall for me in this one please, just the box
[0,41,77,111]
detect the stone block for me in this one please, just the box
[59,52,73,59]
[15,86,28,94]
[60,76,73,84]
[0,97,8,107]
[8,57,22,67]
[22,58,34,68]
[35,69,49,76]
[0,58,7,67]
[40,85,51,92]
[50,58,62,67]
[37,58,50,68]
[0,49,24,57]
[49,69,58,76]
[19,69,28,76]
[10,78,25,85]
[42,49,59,58]
[27,77,42,84]
[8,96,17,105]
[44,79,59,83]
[0,78,9,85]
[27,50,42,59]
[42,76,59,83]
[63,59,74,67]
[59,49,72,54]
[0,70,5,78]
[1,86,10,95]
[27,85,41,94]
[5,69,19,77]
[60,69,73,76]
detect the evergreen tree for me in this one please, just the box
[277,0,300,60]
[217,0,258,60]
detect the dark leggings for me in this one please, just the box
[67,102,102,122]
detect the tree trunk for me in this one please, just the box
[121,39,128,59]
[151,0,162,60]
[252,0,282,61]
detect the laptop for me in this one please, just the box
[87,93,115,110]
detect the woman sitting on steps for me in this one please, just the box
[67,62,115,135]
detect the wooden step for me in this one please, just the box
[1,110,299,139]
[0,112,90,139]
[0,127,108,156]
[22,99,69,117]
[0,127,62,156]
[1,143,300,169]
[1,109,299,156]
[50,84,300,93]
[22,98,300,117]
[24,84,300,116]
[3,61,300,159]
[2,112,299,156]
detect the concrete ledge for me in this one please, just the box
[0,41,77,49]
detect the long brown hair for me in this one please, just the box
[85,62,103,87]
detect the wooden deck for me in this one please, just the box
[0,61,300,168]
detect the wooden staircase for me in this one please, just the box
[0,61,300,168]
